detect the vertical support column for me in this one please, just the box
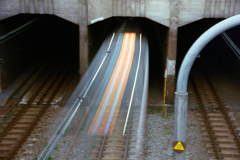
[79,0,88,77]
[173,92,188,159]
[166,0,180,104]
[166,27,177,104]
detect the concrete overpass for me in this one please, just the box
[0,0,239,104]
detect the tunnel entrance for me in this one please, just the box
[177,18,240,110]
[177,19,217,73]
[0,14,79,90]
[88,18,115,64]
[143,19,167,106]
[89,17,167,106]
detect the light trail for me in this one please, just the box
[123,33,142,136]
[89,33,136,135]
[103,33,135,135]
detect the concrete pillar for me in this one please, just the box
[166,0,180,104]
[166,27,177,104]
[79,0,88,76]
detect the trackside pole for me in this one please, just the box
[173,14,240,160]
[163,69,167,116]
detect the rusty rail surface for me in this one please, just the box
[90,108,133,160]
[0,61,73,159]
[191,66,240,160]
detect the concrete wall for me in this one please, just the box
[88,0,240,27]
[1,0,240,26]
[179,0,240,26]
[0,0,240,104]
[0,0,79,24]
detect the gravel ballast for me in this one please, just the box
[144,108,209,160]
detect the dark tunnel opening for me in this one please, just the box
[177,18,240,76]
[1,15,167,103]
[177,19,217,73]
[89,18,167,105]
[143,19,167,105]
[0,14,79,90]
[177,18,240,95]
[88,18,114,64]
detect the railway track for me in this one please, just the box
[0,61,73,159]
[90,108,139,160]
[35,23,147,160]
[191,67,240,160]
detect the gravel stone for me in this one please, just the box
[144,109,209,160]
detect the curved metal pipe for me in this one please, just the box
[173,14,240,160]
[177,14,240,93]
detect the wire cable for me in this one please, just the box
[222,32,240,53]
[0,17,44,44]
[221,32,240,60]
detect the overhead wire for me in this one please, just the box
[222,32,240,53]
[221,32,240,60]
[0,16,45,44]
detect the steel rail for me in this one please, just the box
[93,109,132,160]
[43,21,127,160]
[39,33,116,160]
[123,33,142,136]
[64,22,128,159]
[82,22,127,131]
[96,33,134,135]
[174,15,240,160]
[0,60,66,159]
[0,63,58,141]
[8,64,72,159]
[0,62,50,136]
[82,33,115,98]
[63,35,125,160]
[83,34,124,131]
[123,115,131,160]
[134,36,149,160]
[97,135,107,160]
[204,70,240,154]
[66,22,127,135]
[190,75,222,160]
